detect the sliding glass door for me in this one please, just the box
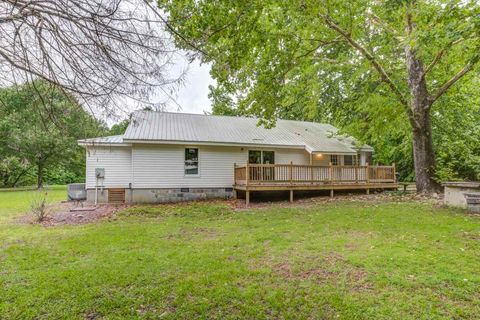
[248,150,275,181]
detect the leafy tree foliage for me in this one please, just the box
[0,82,108,188]
[109,120,130,136]
[159,0,480,189]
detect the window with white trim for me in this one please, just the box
[185,148,199,175]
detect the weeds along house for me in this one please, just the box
[79,111,396,204]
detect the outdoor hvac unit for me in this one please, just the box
[67,183,86,201]
[95,168,105,179]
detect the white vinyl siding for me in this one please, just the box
[275,149,310,164]
[131,144,310,188]
[132,145,246,188]
[85,146,131,189]
[85,144,333,190]
[312,155,331,166]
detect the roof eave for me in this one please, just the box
[122,139,306,149]
[78,141,131,147]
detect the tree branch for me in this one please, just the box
[319,14,409,109]
[429,52,480,104]
[423,49,446,77]
[422,39,465,78]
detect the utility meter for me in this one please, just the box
[95,168,105,179]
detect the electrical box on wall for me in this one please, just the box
[95,168,105,178]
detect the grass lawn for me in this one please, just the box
[0,185,67,222]
[1,190,480,319]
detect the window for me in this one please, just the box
[330,155,339,166]
[185,148,199,175]
[248,150,262,164]
[263,151,275,164]
[248,150,275,164]
[344,155,358,166]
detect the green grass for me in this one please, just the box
[0,185,66,222]
[1,191,480,319]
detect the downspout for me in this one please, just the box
[130,144,134,204]
[95,174,98,205]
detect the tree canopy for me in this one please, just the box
[0,81,108,188]
[159,0,480,186]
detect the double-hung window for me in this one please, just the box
[185,148,199,175]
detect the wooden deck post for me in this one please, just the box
[246,190,250,207]
[366,162,370,184]
[245,162,249,187]
[392,162,396,183]
[366,188,370,195]
[233,162,236,186]
[355,165,358,184]
[330,189,334,198]
[289,190,293,203]
[310,154,314,184]
[289,161,293,185]
[329,162,333,183]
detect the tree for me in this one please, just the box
[109,120,131,136]
[159,0,480,193]
[0,0,180,111]
[0,81,106,188]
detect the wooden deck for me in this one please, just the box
[234,163,398,205]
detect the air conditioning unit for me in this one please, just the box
[67,183,86,201]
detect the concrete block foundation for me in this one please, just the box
[87,187,233,204]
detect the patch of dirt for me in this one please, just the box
[256,252,374,292]
[461,231,480,241]
[164,226,222,240]
[84,311,102,320]
[18,201,126,226]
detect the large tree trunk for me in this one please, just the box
[405,40,441,193]
[411,111,440,193]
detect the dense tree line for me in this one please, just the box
[159,0,480,189]
[0,82,124,188]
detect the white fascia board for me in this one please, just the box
[78,142,131,147]
[305,145,357,155]
[123,139,306,150]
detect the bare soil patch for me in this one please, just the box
[255,252,374,292]
[18,201,126,226]
[163,226,222,240]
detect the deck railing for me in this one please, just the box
[234,163,396,186]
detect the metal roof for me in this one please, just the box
[121,111,372,154]
[78,135,128,146]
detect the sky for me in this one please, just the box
[174,60,214,115]
[105,57,215,126]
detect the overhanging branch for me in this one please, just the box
[429,52,480,104]
[319,14,409,109]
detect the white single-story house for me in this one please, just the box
[79,111,396,204]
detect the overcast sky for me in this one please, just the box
[174,60,214,115]
[105,57,215,125]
